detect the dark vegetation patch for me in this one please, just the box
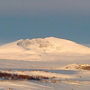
[0,72,49,81]
[79,65,90,70]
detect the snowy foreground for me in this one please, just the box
[0,60,90,90]
[0,37,90,90]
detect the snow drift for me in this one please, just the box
[0,37,90,61]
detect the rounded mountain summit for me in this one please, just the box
[0,37,90,61]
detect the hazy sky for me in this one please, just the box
[0,0,90,44]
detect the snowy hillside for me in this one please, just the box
[0,37,90,60]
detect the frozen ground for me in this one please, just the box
[0,60,90,90]
[0,37,90,90]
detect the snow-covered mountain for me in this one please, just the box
[0,37,90,60]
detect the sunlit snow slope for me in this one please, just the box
[0,37,90,60]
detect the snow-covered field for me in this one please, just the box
[0,37,90,90]
[0,60,90,90]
